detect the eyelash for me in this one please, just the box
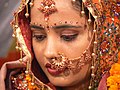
[61,34,78,41]
[33,34,47,41]
[33,34,78,42]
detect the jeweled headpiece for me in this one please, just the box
[82,0,120,89]
[11,0,120,89]
[38,0,57,22]
[85,0,120,72]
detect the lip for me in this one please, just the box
[45,63,64,76]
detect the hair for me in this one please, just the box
[72,0,94,22]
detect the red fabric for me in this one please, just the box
[47,83,57,90]
[18,7,33,58]
[98,72,109,90]
[0,51,20,68]
[16,7,57,90]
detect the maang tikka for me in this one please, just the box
[38,0,57,26]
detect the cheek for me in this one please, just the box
[62,32,90,58]
[32,40,44,64]
[73,64,91,85]
[72,64,90,83]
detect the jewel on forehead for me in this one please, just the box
[38,0,57,22]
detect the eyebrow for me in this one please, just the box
[52,24,82,29]
[30,24,44,30]
[30,24,82,31]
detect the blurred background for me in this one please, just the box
[0,0,20,67]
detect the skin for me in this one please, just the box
[31,0,92,89]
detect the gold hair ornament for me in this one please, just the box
[38,0,57,23]
[11,0,120,89]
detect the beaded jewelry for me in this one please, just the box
[50,33,94,74]
[38,0,57,22]
[11,0,120,90]
[11,69,52,90]
[38,0,57,31]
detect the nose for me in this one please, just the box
[44,37,58,59]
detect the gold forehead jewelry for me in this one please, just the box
[11,0,120,89]
[38,0,57,23]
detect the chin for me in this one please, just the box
[43,64,90,87]
[47,75,80,87]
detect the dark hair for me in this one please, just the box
[72,0,94,22]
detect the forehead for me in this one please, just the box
[31,0,85,25]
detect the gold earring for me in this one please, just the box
[88,18,98,89]
[81,1,85,17]
[25,1,29,18]
[29,0,34,7]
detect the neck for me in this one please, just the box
[62,78,90,90]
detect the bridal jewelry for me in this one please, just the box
[50,31,94,74]
[38,0,57,24]
[51,49,92,74]
[11,0,120,90]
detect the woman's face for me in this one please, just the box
[31,0,92,87]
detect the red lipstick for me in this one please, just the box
[45,63,64,76]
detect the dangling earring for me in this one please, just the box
[88,17,98,89]
[12,14,24,63]
[25,0,29,18]
[81,1,85,17]
[88,12,92,25]
[29,0,34,7]
[87,11,92,40]
[19,48,23,62]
